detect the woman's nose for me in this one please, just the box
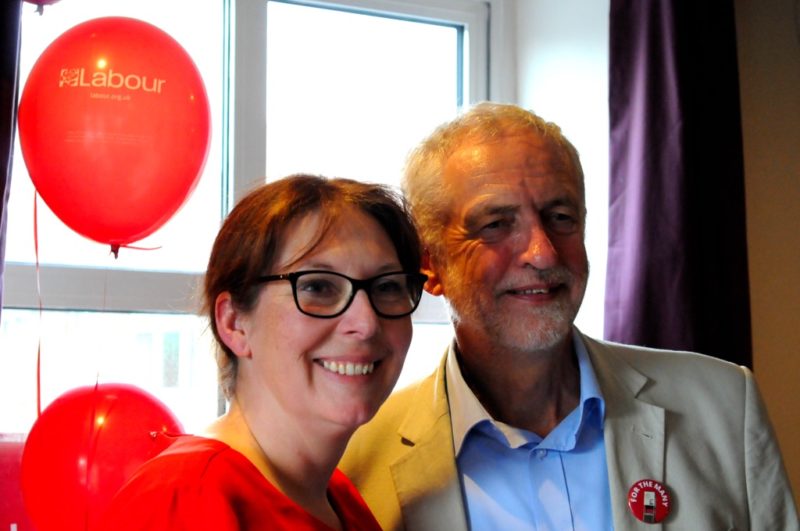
[339,289,380,338]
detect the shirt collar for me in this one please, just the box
[447,328,605,455]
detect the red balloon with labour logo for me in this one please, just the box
[17,17,211,253]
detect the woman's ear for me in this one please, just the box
[421,250,445,297]
[215,292,252,358]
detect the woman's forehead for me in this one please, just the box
[272,206,390,270]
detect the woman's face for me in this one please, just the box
[234,207,412,433]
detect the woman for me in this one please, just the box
[101,174,426,530]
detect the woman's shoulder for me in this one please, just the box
[100,435,281,530]
[137,434,239,480]
[107,435,244,504]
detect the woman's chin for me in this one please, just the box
[326,403,382,434]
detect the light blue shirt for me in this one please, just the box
[446,333,612,531]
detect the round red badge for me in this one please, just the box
[627,478,672,523]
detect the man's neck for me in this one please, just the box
[454,333,581,437]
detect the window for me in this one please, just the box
[1,0,489,433]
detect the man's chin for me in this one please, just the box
[490,312,574,353]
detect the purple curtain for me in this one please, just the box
[605,0,752,367]
[0,1,23,324]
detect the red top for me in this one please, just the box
[100,435,382,531]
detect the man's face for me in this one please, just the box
[428,131,588,354]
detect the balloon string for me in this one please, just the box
[34,191,42,417]
[110,243,163,258]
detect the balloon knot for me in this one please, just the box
[110,245,120,259]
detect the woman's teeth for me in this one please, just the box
[320,360,375,376]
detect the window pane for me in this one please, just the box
[7,0,223,272]
[0,309,218,434]
[265,1,460,183]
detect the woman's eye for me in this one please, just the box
[298,279,338,296]
[374,279,404,295]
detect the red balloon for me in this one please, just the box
[18,17,211,250]
[20,383,184,531]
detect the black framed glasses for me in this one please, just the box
[254,270,428,319]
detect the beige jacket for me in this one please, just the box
[340,331,799,530]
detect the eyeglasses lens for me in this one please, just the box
[294,272,421,318]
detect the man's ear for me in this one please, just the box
[421,249,445,296]
[215,292,252,358]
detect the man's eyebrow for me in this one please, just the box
[541,196,581,211]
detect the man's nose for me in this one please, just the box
[518,223,559,270]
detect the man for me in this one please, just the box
[340,102,799,530]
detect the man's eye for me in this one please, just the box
[546,211,579,234]
[476,218,514,242]
[484,220,504,230]
[482,218,513,232]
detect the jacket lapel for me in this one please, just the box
[583,334,666,530]
[390,353,469,531]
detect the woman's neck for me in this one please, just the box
[205,397,350,529]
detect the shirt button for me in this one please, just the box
[535,449,547,459]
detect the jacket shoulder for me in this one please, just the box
[585,335,749,392]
